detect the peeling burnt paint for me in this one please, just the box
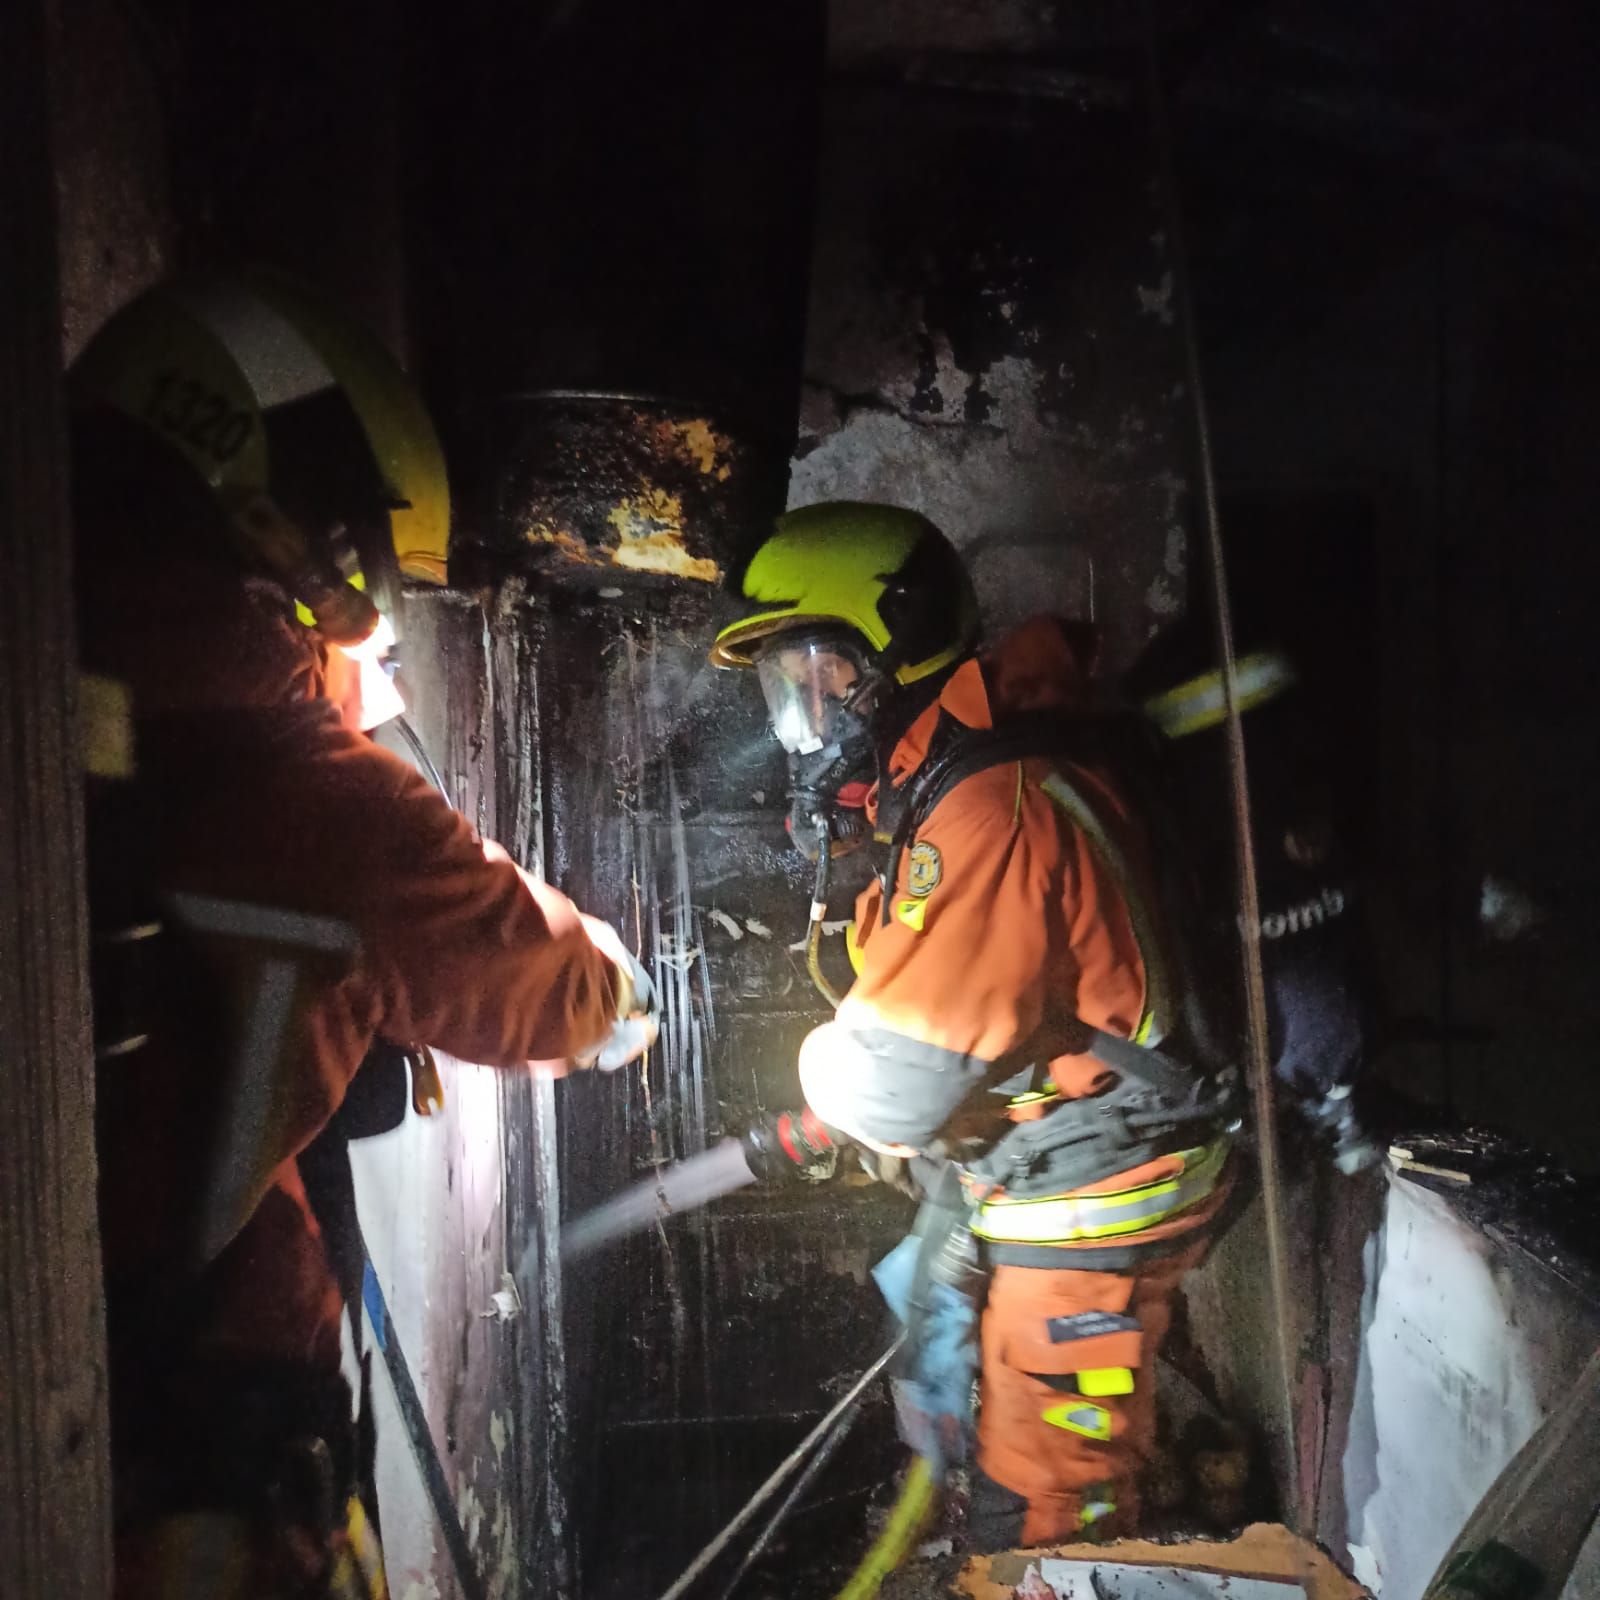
[792,80,1193,671]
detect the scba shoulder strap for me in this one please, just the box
[889,706,1232,1052]
[879,710,1125,925]
[878,709,1240,1192]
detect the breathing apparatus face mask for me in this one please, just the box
[755,634,881,862]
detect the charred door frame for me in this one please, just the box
[0,0,114,1590]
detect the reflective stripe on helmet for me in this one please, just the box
[970,1141,1228,1245]
[69,269,450,612]
[238,269,449,587]
[1142,650,1296,739]
[180,276,339,410]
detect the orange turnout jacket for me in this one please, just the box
[798,616,1231,1546]
[87,556,620,1375]
[799,615,1229,1243]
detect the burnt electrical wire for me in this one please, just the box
[395,714,450,801]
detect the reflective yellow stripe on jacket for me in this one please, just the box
[970,1141,1229,1245]
[1141,650,1296,740]
[1036,772,1173,1048]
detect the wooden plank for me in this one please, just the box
[0,0,114,1592]
[962,1523,1369,1600]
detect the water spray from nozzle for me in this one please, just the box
[559,1105,837,1261]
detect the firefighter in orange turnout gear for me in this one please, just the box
[712,503,1236,1547]
[71,272,658,1599]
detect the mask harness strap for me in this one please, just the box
[799,669,891,1009]
[880,712,1091,927]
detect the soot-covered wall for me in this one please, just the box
[534,44,1201,1599]
[793,70,1192,668]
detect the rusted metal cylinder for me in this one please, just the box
[419,0,825,589]
[499,392,763,591]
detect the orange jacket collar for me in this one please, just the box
[883,616,1100,790]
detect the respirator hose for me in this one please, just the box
[805,818,845,1009]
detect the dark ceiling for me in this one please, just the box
[828,0,1599,348]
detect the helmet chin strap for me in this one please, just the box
[788,669,896,1005]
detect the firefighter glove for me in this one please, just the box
[579,917,660,1071]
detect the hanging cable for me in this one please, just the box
[714,1398,865,1600]
[1140,1,1303,1527]
[655,1335,904,1600]
[395,714,450,801]
[805,821,846,1009]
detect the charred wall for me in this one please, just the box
[533,594,912,1596]
[793,67,1192,668]
[543,37,1204,1599]
[524,35,1205,1595]
[1169,25,1600,1572]
[354,592,576,1597]
[1174,225,1600,1567]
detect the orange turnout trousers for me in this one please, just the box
[976,1242,1208,1544]
[797,618,1231,1547]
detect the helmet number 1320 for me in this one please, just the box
[145,368,253,466]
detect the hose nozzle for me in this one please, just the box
[742,1106,837,1184]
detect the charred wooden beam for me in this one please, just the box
[0,0,113,1590]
